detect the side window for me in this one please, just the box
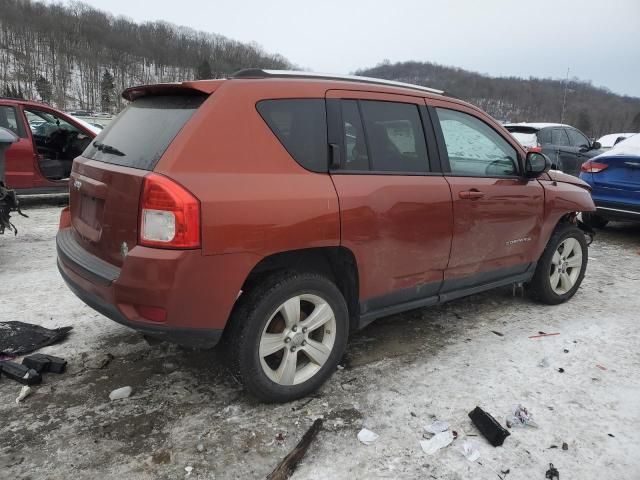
[435,108,518,177]
[537,129,552,144]
[566,129,590,148]
[341,100,369,170]
[256,99,328,173]
[359,100,428,173]
[0,106,25,138]
[25,109,79,137]
[551,128,570,146]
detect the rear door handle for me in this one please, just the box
[459,189,485,200]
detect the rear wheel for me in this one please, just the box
[530,224,588,305]
[581,212,608,229]
[226,272,348,403]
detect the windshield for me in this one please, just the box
[83,94,206,171]
[509,131,538,147]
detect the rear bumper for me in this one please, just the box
[56,228,257,348]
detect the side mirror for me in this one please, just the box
[525,151,551,178]
[591,141,601,150]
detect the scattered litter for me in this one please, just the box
[267,419,322,480]
[275,432,286,443]
[545,463,559,480]
[459,440,480,461]
[468,407,510,447]
[420,430,453,455]
[529,332,560,339]
[562,442,568,451]
[563,349,569,353]
[410,411,417,417]
[0,361,42,385]
[336,364,345,370]
[608,433,615,438]
[357,428,379,445]
[15,385,31,403]
[506,405,538,429]
[557,368,565,373]
[196,443,205,453]
[491,330,504,337]
[23,353,66,373]
[539,357,550,368]
[596,364,607,371]
[109,386,132,400]
[185,466,193,475]
[424,420,449,434]
[548,445,558,449]
[0,321,72,356]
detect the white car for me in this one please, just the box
[597,132,637,149]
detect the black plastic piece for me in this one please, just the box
[468,406,510,447]
[44,354,67,374]
[22,354,51,373]
[0,361,42,385]
[545,463,559,479]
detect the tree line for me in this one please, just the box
[356,60,640,137]
[0,0,290,112]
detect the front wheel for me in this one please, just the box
[225,272,349,403]
[530,224,588,305]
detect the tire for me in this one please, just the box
[581,212,608,229]
[224,271,349,403]
[530,224,588,305]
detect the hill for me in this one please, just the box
[0,0,290,111]
[356,61,640,137]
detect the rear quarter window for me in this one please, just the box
[83,94,206,171]
[256,99,328,173]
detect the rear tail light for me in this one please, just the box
[139,173,200,249]
[527,146,543,153]
[581,161,609,173]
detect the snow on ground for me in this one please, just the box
[1,201,640,480]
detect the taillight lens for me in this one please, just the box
[581,161,609,173]
[139,173,200,249]
[527,146,543,153]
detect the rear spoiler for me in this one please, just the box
[122,80,224,101]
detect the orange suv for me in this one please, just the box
[57,70,596,402]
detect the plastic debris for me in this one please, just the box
[357,428,379,445]
[562,442,568,451]
[424,420,450,434]
[596,364,607,371]
[505,404,538,429]
[109,386,132,400]
[0,361,41,385]
[529,332,560,339]
[185,465,193,475]
[491,330,504,337]
[420,430,453,455]
[15,385,31,403]
[23,353,66,373]
[459,440,480,461]
[545,463,559,479]
[557,368,565,373]
[539,357,550,368]
[468,407,510,447]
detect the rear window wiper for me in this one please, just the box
[93,141,125,156]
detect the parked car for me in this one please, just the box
[56,70,595,402]
[597,132,636,150]
[580,134,640,227]
[0,97,99,193]
[504,123,602,176]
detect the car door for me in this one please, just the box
[0,104,35,189]
[552,128,576,173]
[428,102,544,298]
[326,90,453,321]
[566,127,597,175]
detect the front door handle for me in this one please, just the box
[459,189,485,200]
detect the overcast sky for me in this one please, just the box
[71,0,640,97]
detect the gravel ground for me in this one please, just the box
[1,201,639,480]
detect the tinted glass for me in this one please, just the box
[257,99,328,172]
[84,94,206,171]
[341,100,369,170]
[551,128,570,146]
[537,128,552,144]
[359,101,428,173]
[0,106,24,137]
[436,108,518,177]
[566,128,590,147]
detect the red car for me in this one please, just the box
[0,97,98,193]
[57,70,595,402]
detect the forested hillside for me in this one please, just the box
[0,0,290,111]
[357,61,640,137]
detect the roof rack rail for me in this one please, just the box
[231,69,444,95]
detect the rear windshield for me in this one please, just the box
[509,131,538,147]
[83,94,206,170]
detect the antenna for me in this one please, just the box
[560,67,570,124]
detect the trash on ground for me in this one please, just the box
[420,430,454,455]
[596,364,607,371]
[528,332,560,339]
[0,361,42,385]
[22,353,66,374]
[608,433,615,437]
[267,419,322,480]
[15,385,31,403]
[557,368,565,373]
[424,420,450,434]
[109,386,132,400]
[0,321,72,356]
[459,440,480,461]
[491,330,504,337]
[563,349,569,353]
[468,406,510,447]
[357,428,379,445]
[539,357,550,367]
[545,463,559,479]
[562,442,568,450]
[505,404,538,429]
[196,443,205,453]
[185,465,193,475]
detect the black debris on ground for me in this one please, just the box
[0,321,72,356]
[468,406,510,447]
